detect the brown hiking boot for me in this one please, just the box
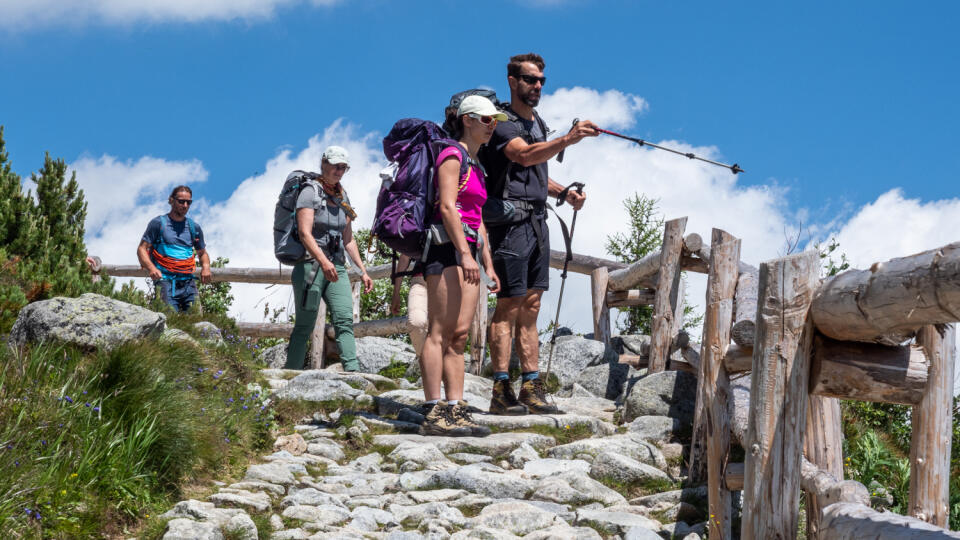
[519,378,561,415]
[419,401,472,437]
[450,400,491,437]
[488,379,528,416]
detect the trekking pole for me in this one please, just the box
[595,127,744,174]
[556,118,579,163]
[543,181,585,386]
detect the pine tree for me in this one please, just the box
[605,194,663,334]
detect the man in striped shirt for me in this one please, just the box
[137,185,212,312]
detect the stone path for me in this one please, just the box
[157,368,707,540]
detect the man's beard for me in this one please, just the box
[521,90,540,107]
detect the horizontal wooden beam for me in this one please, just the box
[723,344,753,374]
[810,334,929,405]
[821,502,960,539]
[724,462,744,491]
[237,315,410,340]
[811,241,960,345]
[800,458,870,508]
[96,249,626,287]
[606,232,705,291]
[606,288,656,308]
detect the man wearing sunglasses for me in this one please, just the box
[482,52,600,416]
[137,185,212,312]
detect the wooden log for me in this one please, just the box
[909,324,956,526]
[609,232,706,291]
[811,242,960,345]
[723,344,753,374]
[680,254,709,274]
[809,335,929,405]
[741,250,819,540]
[804,396,845,539]
[649,217,687,373]
[821,502,960,539]
[309,299,327,369]
[591,267,611,345]
[351,281,361,323]
[236,322,292,338]
[690,229,740,540]
[800,459,870,507]
[606,289,656,308]
[671,278,687,342]
[731,264,759,347]
[468,292,489,375]
[96,248,624,286]
[724,462,744,491]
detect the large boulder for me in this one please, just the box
[272,371,363,403]
[574,362,630,400]
[355,336,416,374]
[540,336,620,388]
[623,370,697,425]
[8,293,165,351]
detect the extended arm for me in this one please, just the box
[196,248,212,284]
[137,240,162,281]
[503,119,600,167]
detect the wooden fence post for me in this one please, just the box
[591,267,611,345]
[649,217,687,372]
[693,228,740,540]
[469,292,489,375]
[352,281,361,323]
[308,300,327,369]
[804,394,844,539]
[909,324,956,526]
[742,251,819,540]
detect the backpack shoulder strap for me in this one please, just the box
[186,218,200,249]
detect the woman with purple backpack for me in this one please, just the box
[417,95,504,437]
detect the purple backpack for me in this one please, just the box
[374,118,469,261]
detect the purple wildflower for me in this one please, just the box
[64,396,73,404]
[93,407,100,412]
[242,405,248,410]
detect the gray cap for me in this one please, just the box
[322,145,350,165]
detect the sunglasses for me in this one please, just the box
[518,74,547,86]
[468,114,498,126]
[175,198,192,206]
[324,161,350,172]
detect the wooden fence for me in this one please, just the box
[90,218,960,538]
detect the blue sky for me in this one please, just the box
[3,0,960,360]
[3,1,957,210]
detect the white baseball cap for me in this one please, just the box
[456,95,508,121]
[322,145,350,165]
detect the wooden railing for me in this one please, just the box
[91,220,960,538]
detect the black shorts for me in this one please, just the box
[418,242,479,277]
[489,218,550,298]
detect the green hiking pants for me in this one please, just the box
[286,261,358,371]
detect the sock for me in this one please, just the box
[447,400,459,405]
[494,371,510,381]
[424,399,439,405]
[522,371,539,382]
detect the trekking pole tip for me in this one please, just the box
[731,163,744,174]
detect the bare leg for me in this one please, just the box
[515,290,543,373]
[490,296,524,373]
[421,274,450,402]
[440,265,480,401]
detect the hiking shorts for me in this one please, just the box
[418,242,478,277]
[489,218,550,299]
[155,277,197,313]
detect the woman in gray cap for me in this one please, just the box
[285,145,373,371]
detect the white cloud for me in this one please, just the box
[78,87,960,395]
[0,0,337,29]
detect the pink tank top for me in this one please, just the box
[433,145,487,243]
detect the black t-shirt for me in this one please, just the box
[483,109,549,204]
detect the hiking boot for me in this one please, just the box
[488,379,528,416]
[519,378,562,415]
[451,400,491,437]
[397,402,434,425]
[419,401,472,437]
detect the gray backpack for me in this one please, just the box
[273,170,321,266]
